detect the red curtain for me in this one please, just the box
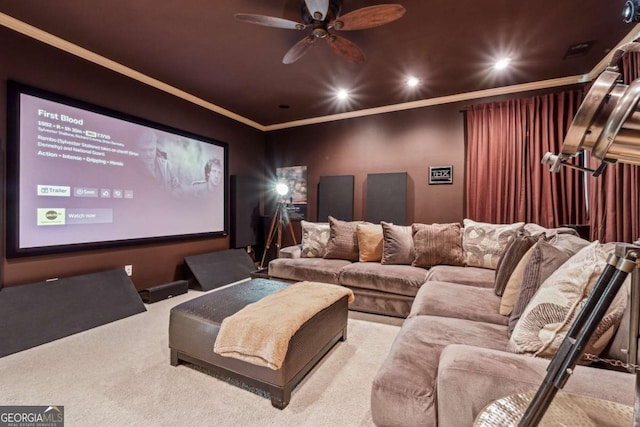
[466,90,586,227]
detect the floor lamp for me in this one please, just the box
[259,183,298,270]
[517,40,640,426]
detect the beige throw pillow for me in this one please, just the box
[463,219,524,269]
[507,241,629,360]
[380,221,415,265]
[356,223,383,262]
[411,223,464,268]
[499,246,535,315]
[494,234,540,296]
[300,221,330,258]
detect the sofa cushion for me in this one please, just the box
[425,265,495,288]
[508,241,629,359]
[411,222,464,268]
[409,281,507,326]
[356,223,383,262]
[507,239,572,336]
[339,262,428,297]
[324,216,362,261]
[268,258,351,284]
[380,221,415,265]
[462,219,524,269]
[494,234,540,296]
[437,345,635,427]
[300,221,330,258]
[371,315,508,427]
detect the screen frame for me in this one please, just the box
[6,80,229,258]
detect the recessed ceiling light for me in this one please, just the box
[494,58,511,71]
[405,76,420,88]
[336,89,349,100]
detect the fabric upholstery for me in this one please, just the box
[437,345,634,427]
[371,315,508,427]
[508,241,629,359]
[324,216,362,261]
[409,281,507,326]
[300,221,330,258]
[507,240,571,336]
[338,262,428,297]
[356,223,383,262]
[411,222,464,268]
[494,234,540,296]
[267,258,351,284]
[462,219,524,269]
[425,265,495,288]
[380,221,415,265]
[523,223,580,237]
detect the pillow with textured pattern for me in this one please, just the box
[462,219,524,269]
[494,234,541,296]
[507,241,628,360]
[300,221,330,258]
[412,223,464,268]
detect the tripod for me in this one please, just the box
[519,243,640,426]
[259,201,297,270]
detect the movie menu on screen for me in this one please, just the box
[34,107,139,168]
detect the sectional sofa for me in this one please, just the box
[268,217,635,426]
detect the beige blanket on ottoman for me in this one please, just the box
[214,281,354,370]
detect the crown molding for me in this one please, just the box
[2,12,639,132]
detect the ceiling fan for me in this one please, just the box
[235,0,406,64]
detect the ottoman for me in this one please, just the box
[169,278,349,409]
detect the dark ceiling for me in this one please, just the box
[0,1,636,130]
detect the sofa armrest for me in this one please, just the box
[279,245,302,259]
[437,344,634,427]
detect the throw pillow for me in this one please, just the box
[462,219,524,270]
[324,216,362,261]
[507,241,629,360]
[411,223,464,268]
[494,234,541,296]
[499,246,535,315]
[300,221,331,258]
[356,223,383,262]
[507,240,571,336]
[380,221,415,265]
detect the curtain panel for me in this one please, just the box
[466,90,586,228]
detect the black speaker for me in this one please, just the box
[0,269,146,358]
[138,280,188,303]
[185,248,256,291]
[230,175,261,249]
[366,172,407,225]
[318,175,354,221]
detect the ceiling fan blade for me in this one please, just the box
[326,34,365,64]
[283,36,317,64]
[331,5,406,31]
[304,0,330,20]
[235,13,306,30]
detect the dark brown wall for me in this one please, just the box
[266,103,468,227]
[0,28,265,288]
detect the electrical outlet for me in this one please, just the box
[124,265,133,276]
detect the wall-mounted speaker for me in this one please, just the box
[230,175,261,249]
[318,175,354,221]
[366,172,407,225]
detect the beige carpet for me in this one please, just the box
[0,281,401,426]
